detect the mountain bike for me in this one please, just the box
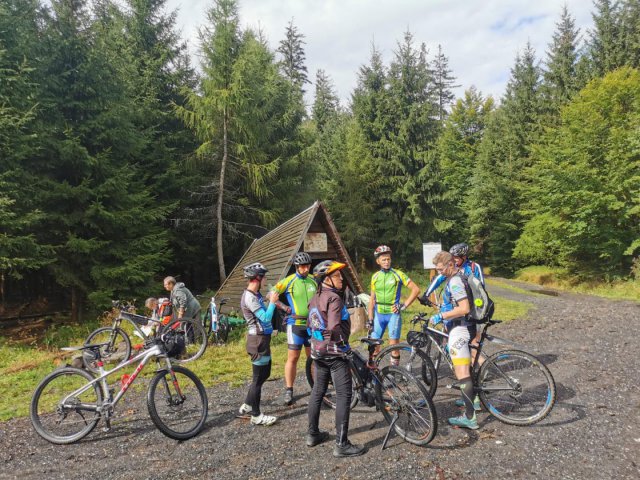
[83,301,207,373]
[199,296,246,344]
[30,322,208,444]
[377,312,557,426]
[306,337,437,449]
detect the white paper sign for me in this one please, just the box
[304,232,327,252]
[422,242,442,269]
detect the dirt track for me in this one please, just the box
[1,279,639,480]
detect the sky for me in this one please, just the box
[165,0,595,107]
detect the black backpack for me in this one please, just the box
[449,272,494,323]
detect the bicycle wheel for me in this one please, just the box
[305,357,358,410]
[376,365,437,446]
[477,349,556,426]
[375,343,437,398]
[202,309,213,337]
[147,365,208,440]
[30,367,102,444]
[172,319,207,363]
[216,315,230,344]
[83,327,132,374]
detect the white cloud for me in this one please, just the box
[167,0,595,107]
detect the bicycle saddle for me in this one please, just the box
[359,337,384,347]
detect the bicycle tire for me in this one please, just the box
[216,315,230,344]
[172,319,207,363]
[83,326,132,374]
[375,343,438,398]
[375,365,437,446]
[305,356,358,410]
[202,309,213,337]
[147,365,208,440]
[477,349,556,426]
[30,367,102,444]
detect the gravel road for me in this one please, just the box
[1,279,639,480]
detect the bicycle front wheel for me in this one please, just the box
[30,367,102,444]
[376,366,437,446]
[83,326,131,374]
[305,357,358,410]
[477,349,556,426]
[202,309,213,337]
[216,315,230,344]
[147,365,208,440]
[375,343,437,398]
[172,319,207,363]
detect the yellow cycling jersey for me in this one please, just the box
[274,273,317,322]
[370,268,411,314]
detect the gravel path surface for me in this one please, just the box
[1,279,639,480]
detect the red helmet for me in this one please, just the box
[374,245,392,258]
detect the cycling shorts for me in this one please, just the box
[246,334,271,364]
[287,324,310,350]
[448,326,471,366]
[371,312,401,341]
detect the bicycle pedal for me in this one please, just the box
[446,383,462,390]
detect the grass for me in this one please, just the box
[515,265,640,302]
[485,277,531,295]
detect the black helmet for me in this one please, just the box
[449,243,469,257]
[243,262,268,279]
[293,252,312,265]
[313,260,346,279]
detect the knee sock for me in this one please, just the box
[459,376,475,419]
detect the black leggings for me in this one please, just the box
[245,361,271,416]
[307,357,352,445]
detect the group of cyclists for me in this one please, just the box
[235,241,485,457]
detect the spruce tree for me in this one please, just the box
[312,69,339,132]
[277,19,309,90]
[432,44,459,121]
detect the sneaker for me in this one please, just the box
[250,413,277,426]
[306,430,330,447]
[283,389,294,406]
[448,413,479,430]
[455,396,481,411]
[333,441,366,457]
[238,403,252,415]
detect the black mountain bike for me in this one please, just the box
[306,337,437,448]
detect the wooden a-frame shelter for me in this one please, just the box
[215,201,363,313]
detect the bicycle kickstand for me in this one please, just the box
[381,413,399,451]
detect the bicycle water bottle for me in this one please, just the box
[211,297,218,333]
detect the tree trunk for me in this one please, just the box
[217,107,228,282]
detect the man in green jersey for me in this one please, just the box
[274,252,317,405]
[367,245,420,362]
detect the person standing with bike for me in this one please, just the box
[431,251,479,430]
[367,245,420,361]
[163,276,201,324]
[273,252,317,406]
[307,260,365,457]
[238,262,280,426]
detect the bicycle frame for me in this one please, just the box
[61,344,174,414]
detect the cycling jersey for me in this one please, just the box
[371,268,411,314]
[424,259,484,297]
[441,272,472,328]
[241,289,274,335]
[274,273,317,325]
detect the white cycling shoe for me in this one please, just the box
[250,413,277,426]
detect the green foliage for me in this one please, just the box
[515,67,640,278]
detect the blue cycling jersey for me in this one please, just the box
[424,259,484,297]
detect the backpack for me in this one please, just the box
[157,298,173,325]
[458,273,494,323]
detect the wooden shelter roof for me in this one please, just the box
[215,201,363,313]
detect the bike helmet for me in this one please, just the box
[243,262,269,279]
[374,245,392,258]
[449,243,469,257]
[293,252,312,265]
[313,260,346,279]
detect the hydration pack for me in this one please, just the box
[459,273,494,323]
[157,298,173,325]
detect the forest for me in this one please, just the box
[1,0,639,321]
